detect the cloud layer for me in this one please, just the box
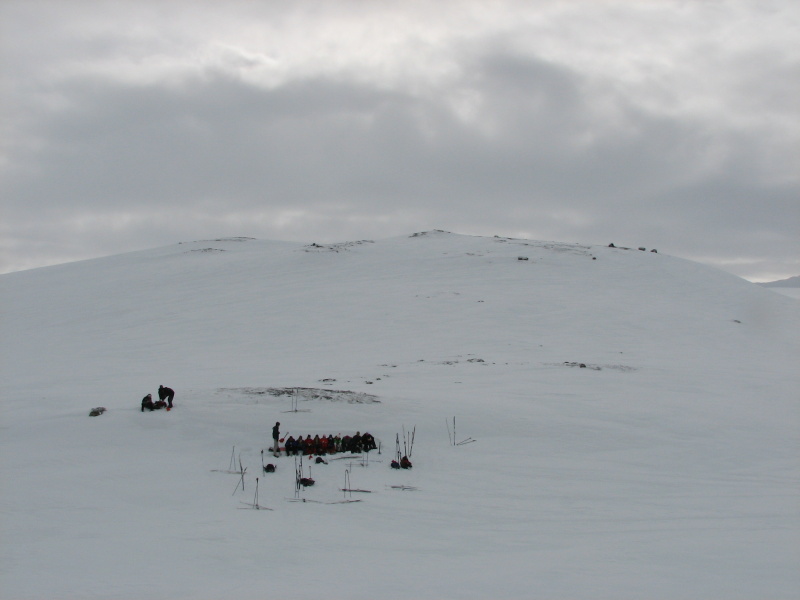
[2,0,798,280]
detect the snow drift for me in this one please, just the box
[1,231,798,599]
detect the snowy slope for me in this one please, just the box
[1,231,798,600]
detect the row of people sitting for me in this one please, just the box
[283,432,377,456]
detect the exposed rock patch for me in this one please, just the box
[219,387,380,404]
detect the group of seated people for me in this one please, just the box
[282,432,377,456]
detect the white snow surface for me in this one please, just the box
[1,231,798,599]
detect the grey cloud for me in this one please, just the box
[2,19,798,280]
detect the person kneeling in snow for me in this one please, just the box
[362,432,377,451]
[141,394,154,412]
[400,456,412,469]
[141,394,167,411]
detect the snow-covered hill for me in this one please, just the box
[760,275,800,288]
[1,231,798,599]
[761,275,800,300]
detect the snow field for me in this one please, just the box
[1,232,798,599]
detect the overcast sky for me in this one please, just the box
[1,0,797,281]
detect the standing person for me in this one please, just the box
[158,385,175,409]
[272,422,281,457]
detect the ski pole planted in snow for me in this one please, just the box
[233,466,247,495]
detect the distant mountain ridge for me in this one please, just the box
[759,275,800,288]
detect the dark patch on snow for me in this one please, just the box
[548,362,637,372]
[219,387,380,404]
[564,361,601,370]
[435,357,487,366]
[494,237,593,257]
[607,243,657,253]
[303,240,374,253]
[186,248,226,254]
[409,230,452,237]
[181,237,255,244]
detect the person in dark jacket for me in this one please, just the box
[158,385,175,409]
[272,422,281,457]
[362,432,377,451]
[285,435,298,456]
[141,394,154,412]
